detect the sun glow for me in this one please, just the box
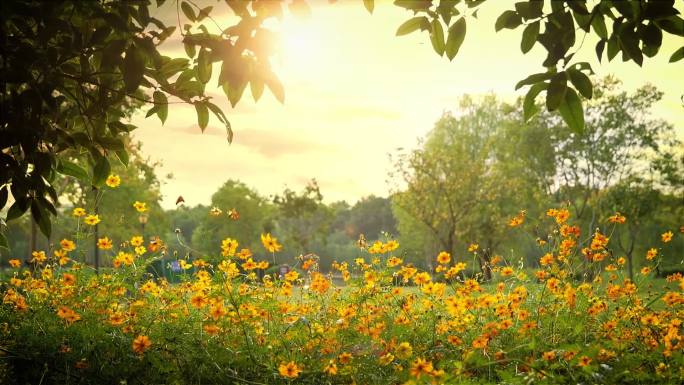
[277,17,325,76]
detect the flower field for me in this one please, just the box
[1,205,682,384]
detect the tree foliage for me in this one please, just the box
[1,0,287,237]
[386,0,684,133]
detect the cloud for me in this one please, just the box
[232,128,336,159]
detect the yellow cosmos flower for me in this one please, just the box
[9,259,21,268]
[60,239,76,252]
[84,214,100,226]
[105,174,121,188]
[278,361,302,378]
[72,207,86,217]
[436,251,451,265]
[133,201,147,212]
[661,231,673,243]
[97,237,113,250]
[260,233,282,253]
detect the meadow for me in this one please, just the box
[1,199,682,384]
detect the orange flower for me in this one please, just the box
[9,259,21,268]
[60,239,76,252]
[646,248,658,261]
[661,231,673,243]
[132,335,151,354]
[409,357,434,379]
[97,237,113,250]
[436,251,451,265]
[578,356,592,367]
[278,361,302,378]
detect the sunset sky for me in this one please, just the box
[132,0,684,209]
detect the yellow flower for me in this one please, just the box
[379,353,395,365]
[84,214,100,226]
[284,270,299,281]
[97,237,113,250]
[132,335,151,354]
[221,238,238,257]
[395,342,413,359]
[60,239,76,252]
[500,266,514,277]
[436,251,451,265]
[9,259,21,268]
[468,243,479,252]
[72,207,86,217]
[661,231,673,243]
[130,236,144,247]
[133,201,148,212]
[260,233,282,253]
[641,266,652,275]
[105,174,121,188]
[646,248,658,261]
[278,361,302,378]
[30,250,47,264]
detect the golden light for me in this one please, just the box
[277,17,324,75]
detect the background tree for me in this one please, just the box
[272,179,333,258]
[191,180,273,258]
[391,95,542,278]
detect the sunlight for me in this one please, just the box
[277,17,324,75]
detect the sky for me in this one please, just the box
[132,0,684,209]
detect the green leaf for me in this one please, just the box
[595,39,606,62]
[520,21,539,53]
[430,19,445,56]
[250,77,265,102]
[195,102,209,131]
[0,185,7,209]
[515,71,554,90]
[197,47,212,84]
[57,159,89,181]
[558,88,584,134]
[181,1,196,21]
[567,68,592,99]
[669,46,684,62]
[396,17,429,36]
[0,232,9,251]
[394,0,431,11]
[153,91,168,124]
[546,72,567,111]
[590,14,607,39]
[618,28,643,66]
[115,150,129,167]
[31,200,51,239]
[445,17,467,60]
[495,10,522,32]
[363,0,374,14]
[123,45,145,92]
[523,82,546,122]
[92,155,111,187]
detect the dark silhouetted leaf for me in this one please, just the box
[521,21,539,53]
[445,17,466,60]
